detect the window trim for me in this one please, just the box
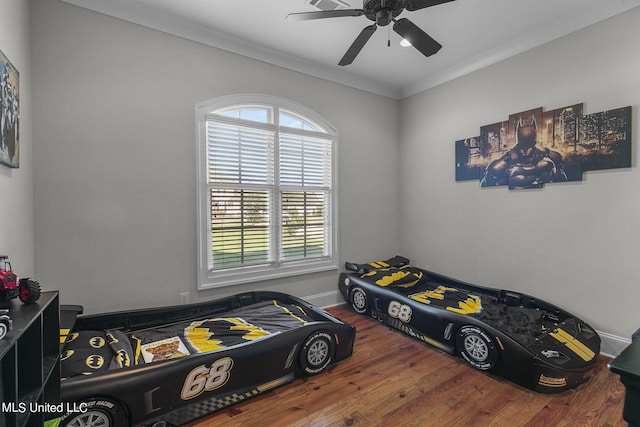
[196,94,338,289]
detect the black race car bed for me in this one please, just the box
[59,291,355,427]
[339,256,600,393]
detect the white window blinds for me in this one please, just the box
[279,132,332,262]
[197,96,337,288]
[207,121,275,185]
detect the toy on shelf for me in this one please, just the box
[0,255,41,307]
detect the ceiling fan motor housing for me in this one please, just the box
[363,0,404,26]
[287,0,449,65]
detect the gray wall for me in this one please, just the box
[0,0,34,275]
[30,0,400,313]
[399,7,640,340]
[28,0,640,342]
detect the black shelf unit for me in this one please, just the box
[609,338,640,427]
[0,291,60,427]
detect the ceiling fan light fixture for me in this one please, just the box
[289,0,454,64]
[400,38,412,47]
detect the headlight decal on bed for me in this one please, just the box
[540,349,570,362]
[549,328,596,362]
[181,357,234,400]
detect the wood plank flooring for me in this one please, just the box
[185,305,627,427]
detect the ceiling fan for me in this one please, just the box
[286,0,457,66]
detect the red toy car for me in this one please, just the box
[0,255,41,306]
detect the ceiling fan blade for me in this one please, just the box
[286,9,364,21]
[339,24,377,66]
[393,18,442,57]
[404,0,457,12]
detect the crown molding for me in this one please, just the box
[60,0,640,100]
[58,0,402,99]
[400,0,640,98]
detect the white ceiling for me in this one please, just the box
[61,0,640,99]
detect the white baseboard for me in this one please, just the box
[598,330,631,358]
[305,290,631,358]
[304,290,345,309]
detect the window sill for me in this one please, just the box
[198,260,338,290]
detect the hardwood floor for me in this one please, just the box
[185,305,627,427]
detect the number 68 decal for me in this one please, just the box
[388,301,412,323]
[181,357,233,400]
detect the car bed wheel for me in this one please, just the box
[300,330,335,375]
[0,323,7,340]
[61,399,128,427]
[457,325,498,371]
[350,287,369,314]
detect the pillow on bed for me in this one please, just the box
[61,330,114,379]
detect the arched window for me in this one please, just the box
[196,95,338,289]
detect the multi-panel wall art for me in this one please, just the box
[0,48,19,168]
[455,104,632,190]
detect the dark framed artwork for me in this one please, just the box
[455,136,481,181]
[0,48,19,168]
[455,103,632,190]
[579,106,632,171]
[540,103,583,182]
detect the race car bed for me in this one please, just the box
[339,256,600,393]
[59,291,355,427]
